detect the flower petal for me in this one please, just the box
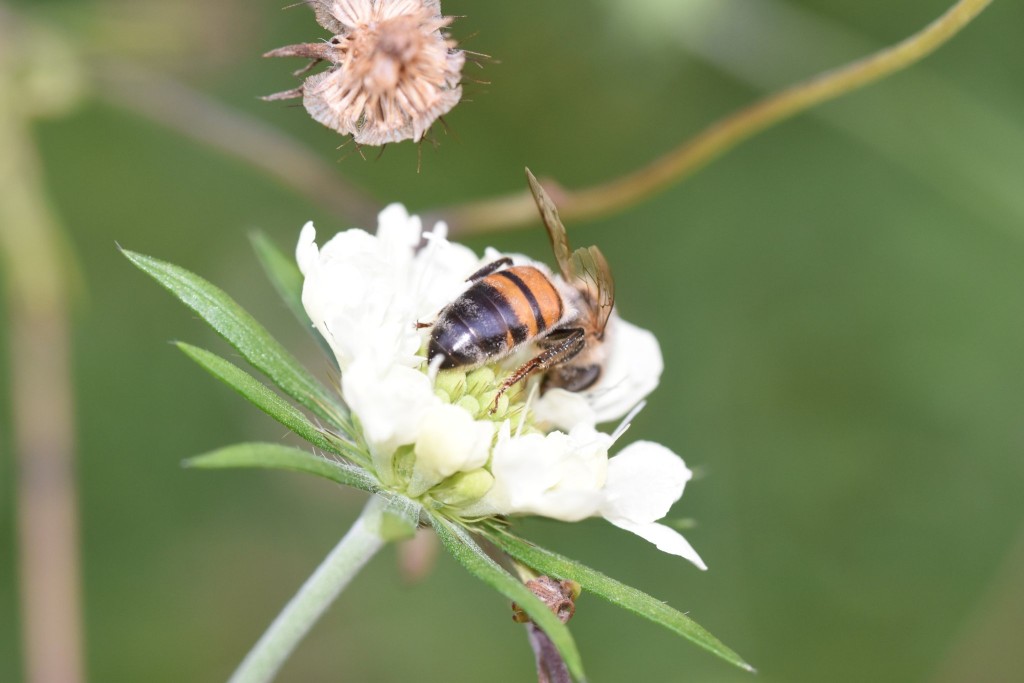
[532,389,597,432]
[600,441,691,525]
[607,519,708,570]
[341,358,436,459]
[586,317,663,424]
[297,206,482,372]
[413,404,496,489]
[483,425,612,522]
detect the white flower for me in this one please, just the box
[600,442,706,570]
[412,404,495,493]
[297,204,479,372]
[467,424,707,570]
[297,204,703,567]
[481,423,613,522]
[341,359,436,458]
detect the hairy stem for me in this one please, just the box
[228,497,388,683]
[427,0,993,235]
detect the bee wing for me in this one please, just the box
[525,168,616,330]
[526,168,574,281]
[570,245,616,332]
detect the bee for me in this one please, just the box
[427,168,615,405]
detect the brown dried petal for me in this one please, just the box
[309,0,444,34]
[295,2,463,144]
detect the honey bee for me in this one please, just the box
[427,168,615,405]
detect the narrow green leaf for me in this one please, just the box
[250,232,305,322]
[123,249,348,431]
[430,515,586,682]
[186,443,378,494]
[250,232,338,362]
[486,529,755,673]
[176,343,368,467]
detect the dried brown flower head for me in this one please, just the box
[266,0,464,146]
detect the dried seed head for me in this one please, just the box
[511,576,581,625]
[269,0,465,145]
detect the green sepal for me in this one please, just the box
[185,442,378,494]
[122,249,349,431]
[430,515,586,682]
[485,527,755,673]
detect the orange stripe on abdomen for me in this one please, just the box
[507,266,563,330]
[483,267,539,338]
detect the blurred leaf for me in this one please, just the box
[430,515,587,682]
[185,442,378,493]
[250,231,305,324]
[122,249,350,431]
[176,342,368,467]
[486,528,754,673]
[250,231,337,361]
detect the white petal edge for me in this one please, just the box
[588,317,664,424]
[608,519,708,570]
[600,441,691,525]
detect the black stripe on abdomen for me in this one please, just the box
[459,285,525,352]
[493,269,547,333]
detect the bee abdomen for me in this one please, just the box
[429,265,561,370]
[485,266,564,335]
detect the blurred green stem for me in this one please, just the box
[93,60,382,228]
[228,496,388,683]
[428,0,992,235]
[0,7,85,683]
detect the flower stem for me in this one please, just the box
[427,0,993,235]
[228,496,388,683]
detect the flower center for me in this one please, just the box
[433,364,537,425]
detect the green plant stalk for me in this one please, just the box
[428,0,993,234]
[228,496,388,683]
[0,10,85,683]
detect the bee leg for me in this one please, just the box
[465,257,513,283]
[414,321,433,329]
[490,328,586,413]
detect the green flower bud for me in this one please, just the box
[391,445,416,488]
[434,370,467,400]
[456,395,480,417]
[466,366,496,394]
[430,468,495,508]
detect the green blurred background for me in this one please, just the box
[2,0,1023,681]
